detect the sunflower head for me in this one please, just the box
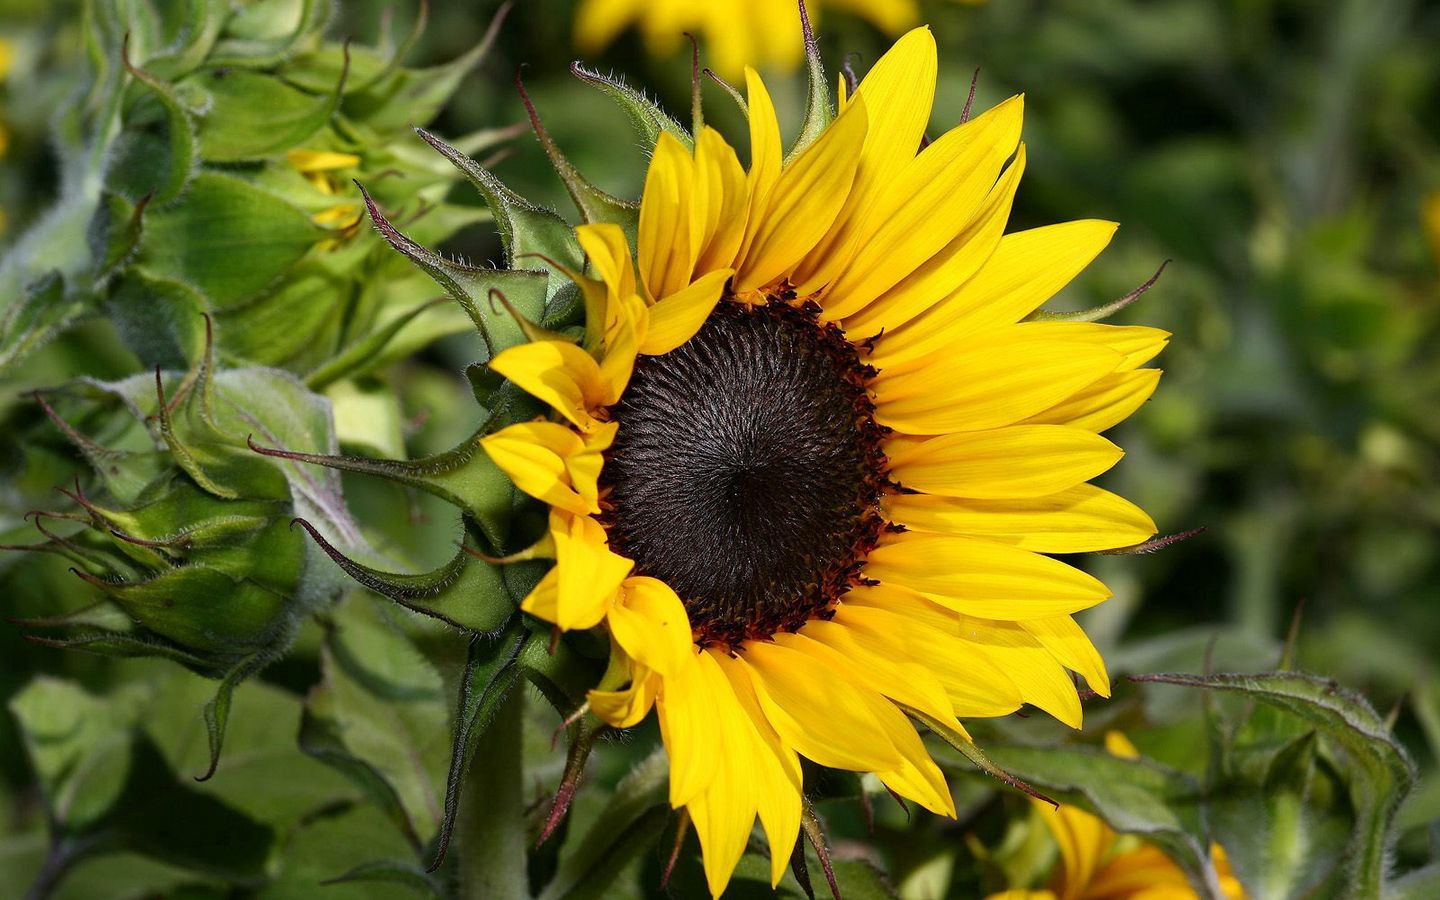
[474,9,1167,895]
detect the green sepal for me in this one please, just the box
[414,127,583,276]
[343,2,510,134]
[74,565,289,657]
[304,296,450,391]
[0,273,89,375]
[179,53,346,163]
[785,0,835,164]
[570,62,693,151]
[516,72,640,242]
[206,0,332,69]
[136,172,325,309]
[197,647,278,781]
[119,39,199,206]
[356,185,549,355]
[289,518,516,633]
[427,625,527,872]
[89,191,150,286]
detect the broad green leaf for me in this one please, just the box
[1138,671,1417,898]
[104,271,208,369]
[181,67,339,162]
[302,639,449,850]
[137,172,323,308]
[0,273,90,375]
[9,678,140,831]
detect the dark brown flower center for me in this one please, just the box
[600,298,888,648]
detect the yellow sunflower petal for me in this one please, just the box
[734,96,868,293]
[657,647,721,807]
[490,340,607,432]
[638,132,702,301]
[519,566,560,622]
[1039,802,1115,899]
[886,425,1123,499]
[588,662,660,728]
[865,532,1111,620]
[1021,322,1170,369]
[837,587,1024,718]
[546,511,633,630]
[775,627,961,737]
[606,576,693,676]
[873,327,1123,435]
[694,126,751,274]
[821,96,1024,322]
[740,642,905,773]
[959,615,1084,728]
[576,222,636,300]
[883,483,1158,554]
[868,219,1119,368]
[1022,616,1111,697]
[685,651,760,899]
[792,26,938,294]
[742,67,784,248]
[638,268,731,355]
[480,420,615,515]
[1022,368,1162,433]
[573,0,647,52]
[842,141,1026,333]
[712,651,803,888]
[1105,731,1142,759]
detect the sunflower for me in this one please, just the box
[573,0,918,79]
[987,734,1248,900]
[483,26,1166,897]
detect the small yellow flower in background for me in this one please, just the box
[574,0,919,78]
[286,148,364,230]
[1423,191,1440,269]
[1,37,13,234]
[484,25,1167,897]
[988,733,1248,900]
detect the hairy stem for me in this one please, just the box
[458,685,529,900]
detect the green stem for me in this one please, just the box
[458,685,530,900]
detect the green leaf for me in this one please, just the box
[9,678,140,832]
[1136,671,1417,898]
[537,746,670,900]
[105,737,274,882]
[0,273,90,375]
[948,740,1227,900]
[569,63,692,152]
[181,65,341,162]
[137,172,323,308]
[302,638,449,851]
[414,128,583,276]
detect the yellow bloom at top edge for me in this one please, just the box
[574,0,920,78]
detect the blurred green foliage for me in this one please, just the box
[1,0,1437,898]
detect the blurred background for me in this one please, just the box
[1,0,1437,897]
